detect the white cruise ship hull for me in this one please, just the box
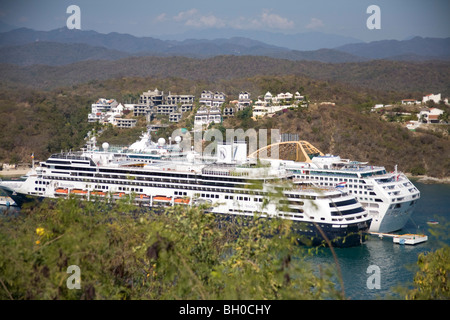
[0,150,373,248]
[282,158,421,234]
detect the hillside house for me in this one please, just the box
[401,99,421,105]
[237,91,252,110]
[422,93,441,104]
[417,107,444,124]
[194,106,222,126]
[88,98,121,124]
[115,118,137,128]
[140,88,164,107]
[200,90,226,107]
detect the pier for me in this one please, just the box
[369,232,428,245]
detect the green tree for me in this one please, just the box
[403,246,449,300]
[0,197,342,300]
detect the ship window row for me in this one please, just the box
[118,186,142,193]
[44,175,258,196]
[98,167,248,183]
[35,180,50,185]
[330,207,365,216]
[309,171,358,177]
[329,198,357,207]
[299,175,366,184]
[71,171,240,189]
[348,190,376,195]
[51,165,97,172]
[285,193,317,200]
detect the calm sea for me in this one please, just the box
[1,181,448,300]
[308,181,450,300]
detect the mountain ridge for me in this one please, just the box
[0,27,448,65]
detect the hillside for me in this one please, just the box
[0,55,448,96]
[224,105,450,178]
[337,37,450,60]
[0,41,131,66]
[0,75,448,178]
[0,41,363,66]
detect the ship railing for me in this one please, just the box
[50,153,90,161]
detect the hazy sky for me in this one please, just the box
[0,0,449,41]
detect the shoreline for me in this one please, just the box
[406,174,450,184]
[0,168,30,178]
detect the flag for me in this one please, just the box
[336,181,346,187]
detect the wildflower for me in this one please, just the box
[36,240,40,245]
[36,227,45,236]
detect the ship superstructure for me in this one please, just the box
[2,142,371,247]
[279,155,420,233]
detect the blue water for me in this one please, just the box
[309,181,450,300]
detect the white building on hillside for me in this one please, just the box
[88,98,119,123]
[194,106,222,126]
[237,91,252,110]
[418,107,444,124]
[422,93,441,104]
[200,90,226,107]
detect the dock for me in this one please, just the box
[369,232,428,245]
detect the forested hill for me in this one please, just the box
[1,55,449,96]
[0,75,448,178]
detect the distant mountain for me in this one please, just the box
[0,21,17,33]
[0,27,170,53]
[0,28,447,66]
[0,28,364,65]
[159,29,364,51]
[0,41,130,66]
[336,37,450,60]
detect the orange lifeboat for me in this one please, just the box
[153,196,171,202]
[91,191,106,196]
[174,197,190,204]
[71,189,87,195]
[55,188,68,194]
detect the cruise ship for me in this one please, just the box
[0,142,372,247]
[275,155,420,233]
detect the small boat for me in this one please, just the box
[393,234,428,245]
[427,219,439,225]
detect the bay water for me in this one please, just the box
[309,181,450,300]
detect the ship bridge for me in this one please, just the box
[248,141,324,163]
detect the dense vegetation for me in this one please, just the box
[0,197,341,300]
[0,197,448,300]
[1,56,449,95]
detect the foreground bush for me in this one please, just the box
[0,197,342,300]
